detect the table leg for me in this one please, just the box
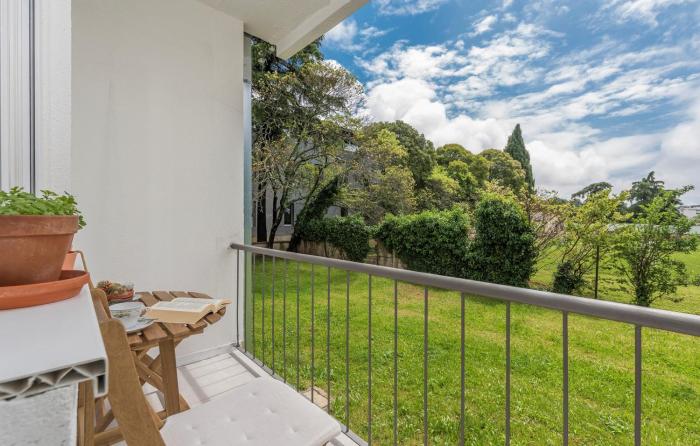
[159,338,181,416]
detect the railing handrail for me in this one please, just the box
[230,242,700,337]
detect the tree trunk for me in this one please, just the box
[267,189,291,249]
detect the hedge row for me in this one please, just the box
[376,208,471,278]
[296,215,373,262]
[297,195,537,287]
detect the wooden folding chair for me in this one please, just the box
[86,290,341,446]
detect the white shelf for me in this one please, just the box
[0,285,107,400]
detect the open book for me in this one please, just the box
[143,297,231,324]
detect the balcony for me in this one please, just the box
[1,0,699,445]
[227,243,700,445]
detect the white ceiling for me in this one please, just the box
[198,0,368,58]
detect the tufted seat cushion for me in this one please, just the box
[160,377,341,446]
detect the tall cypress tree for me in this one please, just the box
[504,124,535,191]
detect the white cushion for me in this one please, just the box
[160,378,341,446]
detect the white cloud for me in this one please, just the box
[606,0,693,26]
[365,78,511,149]
[656,100,700,202]
[359,23,554,99]
[470,15,498,36]
[375,0,449,16]
[325,19,360,51]
[325,19,390,52]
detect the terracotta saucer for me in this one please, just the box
[0,270,90,310]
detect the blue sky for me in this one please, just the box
[322,0,700,202]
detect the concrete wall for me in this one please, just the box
[72,0,244,355]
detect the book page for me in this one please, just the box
[171,297,230,310]
[150,300,211,313]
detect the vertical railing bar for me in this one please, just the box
[460,292,466,446]
[296,261,300,391]
[635,325,642,446]
[563,311,569,446]
[243,250,247,353]
[505,302,511,446]
[283,259,288,383]
[252,253,256,357]
[423,287,428,446]
[272,256,275,373]
[311,264,315,404]
[327,266,331,413]
[236,249,240,346]
[345,271,350,432]
[368,274,373,446]
[393,280,398,446]
[262,254,266,364]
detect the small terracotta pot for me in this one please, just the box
[0,215,79,286]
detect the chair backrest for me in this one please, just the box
[92,290,166,446]
[91,288,111,319]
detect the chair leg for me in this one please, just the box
[78,381,96,446]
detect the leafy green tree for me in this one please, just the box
[613,191,697,307]
[445,160,479,203]
[253,41,362,247]
[346,128,416,224]
[469,194,537,287]
[480,149,527,196]
[504,124,535,191]
[436,144,470,166]
[554,190,627,295]
[436,144,489,186]
[252,38,323,76]
[364,121,435,188]
[571,182,613,205]
[288,176,342,252]
[362,166,416,224]
[353,128,407,174]
[627,171,692,218]
[416,166,461,211]
[628,172,664,215]
[523,190,569,265]
[465,155,490,186]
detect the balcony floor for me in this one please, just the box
[137,348,358,446]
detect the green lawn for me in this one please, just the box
[244,250,700,445]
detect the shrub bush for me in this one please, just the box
[376,208,471,277]
[469,194,537,287]
[298,215,373,262]
[693,274,700,287]
[552,261,585,294]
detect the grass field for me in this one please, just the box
[244,248,700,445]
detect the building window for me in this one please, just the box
[284,203,294,225]
[340,206,348,217]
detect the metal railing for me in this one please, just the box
[230,242,700,445]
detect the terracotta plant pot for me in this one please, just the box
[0,215,79,286]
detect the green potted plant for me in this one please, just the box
[0,187,85,286]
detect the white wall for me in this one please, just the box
[72,0,245,355]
